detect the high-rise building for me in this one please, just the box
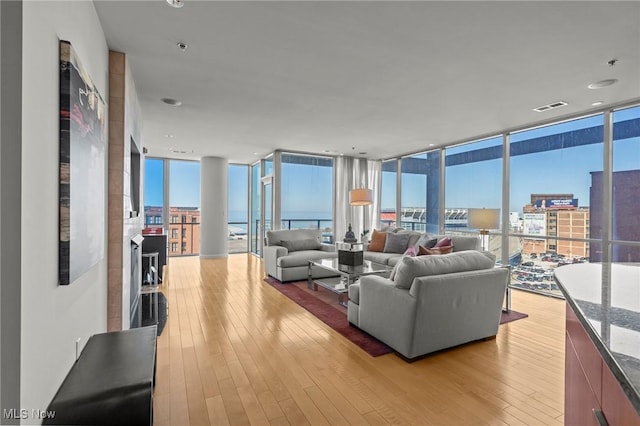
[590,170,640,262]
[522,194,589,257]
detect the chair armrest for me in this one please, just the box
[358,275,418,355]
[263,245,288,279]
[320,243,335,252]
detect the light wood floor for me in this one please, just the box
[153,254,566,426]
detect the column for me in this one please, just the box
[200,157,228,258]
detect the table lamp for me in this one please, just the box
[349,188,373,242]
[468,208,500,251]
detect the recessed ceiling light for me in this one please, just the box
[161,98,182,106]
[592,101,604,106]
[588,79,618,89]
[177,42,188,52]
[164,133,175,138]
[166,0,184,8]
[429,144,435,147]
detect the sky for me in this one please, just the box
[382,107,639,213]
[145,106,639,221]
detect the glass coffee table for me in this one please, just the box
[307,257,392,307]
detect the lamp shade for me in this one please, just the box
[349,188,373,206]
[468,208,500,230]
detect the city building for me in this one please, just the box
[522,194,590,257]
[590,170,640,262]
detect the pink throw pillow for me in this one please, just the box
[403,245,417,257]
[434,236,452,248]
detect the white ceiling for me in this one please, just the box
[93,1,640,164]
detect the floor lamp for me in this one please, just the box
[468,208,500,251]
[349,188,373,242]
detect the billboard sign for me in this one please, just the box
[524,213,546,237]
[534,198,578,209]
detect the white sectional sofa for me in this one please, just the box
[348,250,508,360]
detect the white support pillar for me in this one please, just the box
[200,157,228,258]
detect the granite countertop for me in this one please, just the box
[554,263,640,414]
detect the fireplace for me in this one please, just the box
[130,234,144,327]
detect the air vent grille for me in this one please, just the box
[533,101,568,112]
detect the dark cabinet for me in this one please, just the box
[142,234,167,282]
[565,304,640,426]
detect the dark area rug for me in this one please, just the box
[500,309,528,324]
[265,277,528,353]
[264,277,393,356]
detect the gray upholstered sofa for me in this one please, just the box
[363,231,481,266]
[263,228,338,282]
[348,250,508,360]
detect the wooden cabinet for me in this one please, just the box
[565,304,640,426]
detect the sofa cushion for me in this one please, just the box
[277,250,337,268]
[383,232,412,254]
[393,250,496,289]
[266,229,321,246]
[363,251,400,265]
[448,235,480,251]
[280,238,322,252]
[368,229,387,252]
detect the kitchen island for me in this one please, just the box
[555,263,640,425]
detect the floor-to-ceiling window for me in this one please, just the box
[280,153,334,243]
[401,153,427,231]
[445,136,503,253]
[400,151,440,233]
[228,164,249,254]
[250,162,261,255]
[380,159,397,228]
[168,160,201,256]
[143,158,201,257]
[611,105,640,262]
[143,158,164,231]
[509,114,603,296]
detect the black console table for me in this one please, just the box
[142,234,167,282]
[44,325,157,425]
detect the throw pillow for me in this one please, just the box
[280,238,322,252]
[418,245,453,255]
[383,232,412,254]
[433,236,453,248]
[403,245,417,257]
[414,234,438,251]
[367,229,387,252]
[395,230,422,248]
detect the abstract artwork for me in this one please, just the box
[59,40,106,285]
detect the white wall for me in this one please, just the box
[21,1,109,412]
[1,1,23,419]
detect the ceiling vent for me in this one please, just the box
[533,101,568,113]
